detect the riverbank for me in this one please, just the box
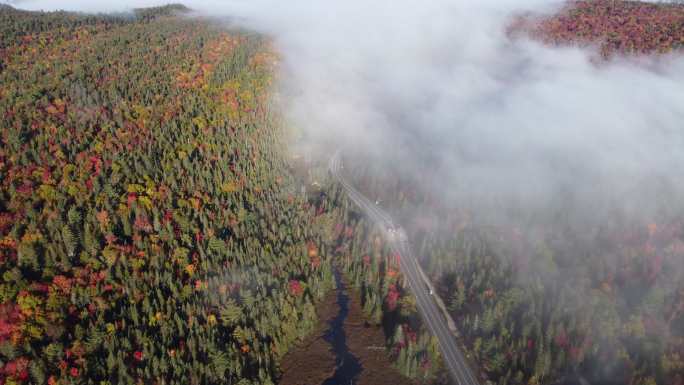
[278,270,427,385]
[278,289,338,385]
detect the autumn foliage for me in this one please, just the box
[0,4,334,384]
[511,0,684,58]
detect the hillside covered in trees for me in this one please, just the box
[0,4,451,385]
[0,5,346,384]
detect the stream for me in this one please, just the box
[322,269,363,384]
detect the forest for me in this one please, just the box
[0,4,347,384]
[0,4,447,384]
[1,1,683,385]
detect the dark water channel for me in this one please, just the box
[322,269,362,385]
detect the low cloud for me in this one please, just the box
[217,0,684,227]
[9,0,684,224]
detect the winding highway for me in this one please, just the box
[328,151,480,385]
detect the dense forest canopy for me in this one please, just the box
[0,4,448,384]
[0,4,343,384]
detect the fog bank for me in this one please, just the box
[209,0,684,225]
[8,0,684,224]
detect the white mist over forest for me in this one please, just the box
[10,0,684,223]
[213,0,684,229]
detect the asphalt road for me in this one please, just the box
[329,151,480,385]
